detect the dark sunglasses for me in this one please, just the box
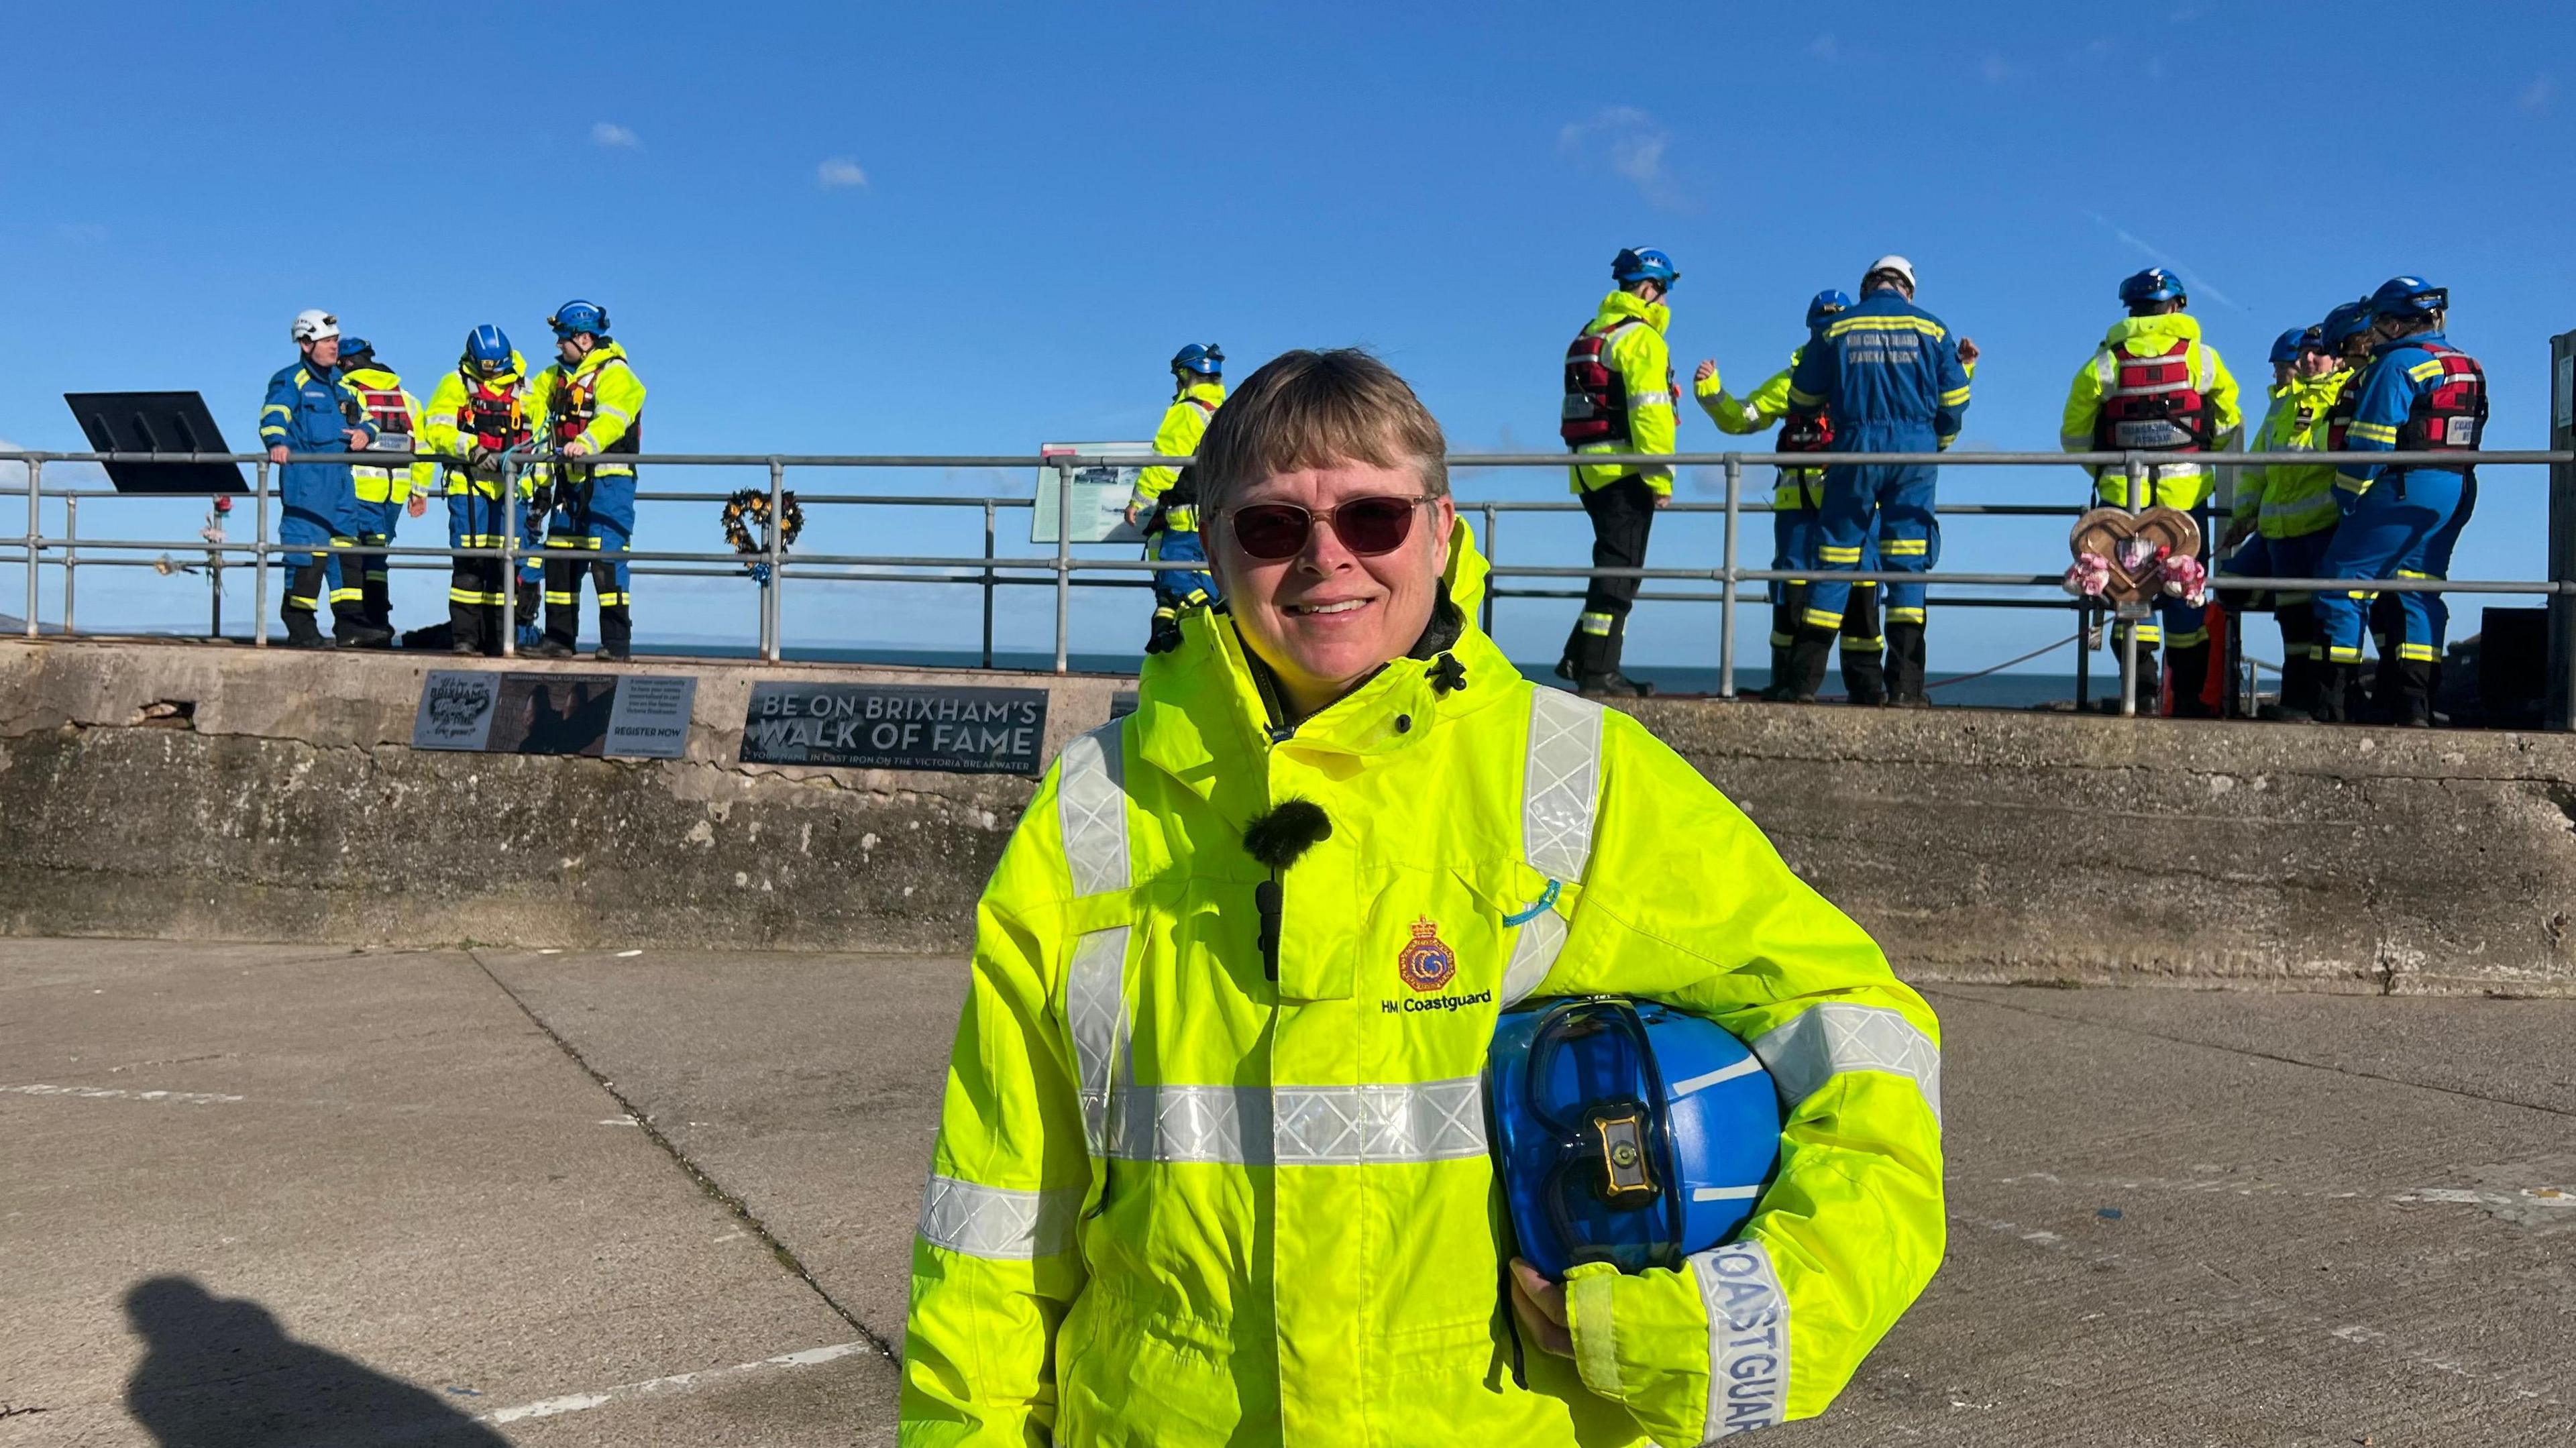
[1228,495,1435,561]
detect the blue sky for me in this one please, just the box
[4,1,2571,677]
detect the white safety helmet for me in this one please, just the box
[290,309,340,345]
[1863,255,1917,290]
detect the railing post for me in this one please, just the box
[62,494,76,636]
[1479,503,1497,638]
[2118,453,2153,718]
[252,458,270,647]
[981,498,996,671]
[24,456,41,637]
[2550,330,2576,730]
[1053,458,1074,674]
[1720,454,1741,700]
[764,458,786,663]
[500,458,521,659]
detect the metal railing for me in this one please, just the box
[7,447,2571,726]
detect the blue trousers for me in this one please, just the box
[543,473,635,608]
[1772,493,1880,651]
[278,462,358,609]
[2314,469,2475,665]
[1801,460,1936,632]
[1148,526,1215,614]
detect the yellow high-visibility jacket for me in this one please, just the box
[1128,380,1227,531]
[2059,312,2244,510]
[339,364,438,508]
[902,523,1945,1448]
[1696,351,1815,508]
[526,341,647,483]
[421,354,540,501]
[1570,292,1679,496]
[2234,368,2349,541]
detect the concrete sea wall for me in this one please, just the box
[3,639,2571,995]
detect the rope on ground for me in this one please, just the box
[1923,632,2081,691]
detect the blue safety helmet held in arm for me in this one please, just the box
[2321,298,2376,350]
[1485,997,1783,1279]
[464,324,514,376]
[2369,275,2449,320]
[548,299,610,339]
[2268,327,2313,367]
[1805,289,1854,331]
[2118,268,2188,309]
[1611,247,1679,287]
[1171,343,1224,376]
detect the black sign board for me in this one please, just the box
[740,681,1050,775]
[63,392,249,494]
[413,671,697,759]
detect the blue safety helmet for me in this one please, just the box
[1486,997,1782,1278]
[1171,343,1224,376]
[1805,289,1854,331]
[2369,274,2449,320]
[2268,327,2312,367]
[338,336,375,365]
[1611,247,1679,288]
[463,324,513,377]
[2321,298,2376,350]
[2118,267,2187,309]
[548,298,610,339]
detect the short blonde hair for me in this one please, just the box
[1193,349,1448,516]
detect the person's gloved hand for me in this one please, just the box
[1507,1260,1572,1357]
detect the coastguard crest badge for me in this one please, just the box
[1397,916,1458,993]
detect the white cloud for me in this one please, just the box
[1558,106,1686,211]
[2520,76,2554,115]
[1809,32,1839,62]
[816,158,869,190]
[52,222,107,243]
[2082,209,2242,311]
[591,121,641,150]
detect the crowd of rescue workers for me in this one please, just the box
[263,256,2484,726]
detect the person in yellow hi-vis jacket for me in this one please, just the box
[902,348,1943,1448]
[1555,247,1682,698]
[337,339,439,639]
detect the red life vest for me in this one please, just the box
[2398,342,2486,454]
[1778,407,1834,453]
[551,361,641,454]
[2325,363,2366,450]
[2090,337,2208,452]
[462,374,529,452]
[347,380,413,452]
[1560,319,1670,447]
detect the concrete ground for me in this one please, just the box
[1,941,2570,1447]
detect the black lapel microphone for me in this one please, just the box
[1244,800,1332,982]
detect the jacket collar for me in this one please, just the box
[1127,518,1518,820]
[2102,312,2204,349]
[564,341,627,379]
[2371,329,2448,357]
[1176,380,1226,406]
[1595,290,1670,335]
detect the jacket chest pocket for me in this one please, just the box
[1357,860,1563,1081]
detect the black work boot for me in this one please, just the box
[1146,610,1184,655]
[1781,627,1835,703]
[1576,671,1656,698]
[1841,648,1888,708]
[332,603,394,650]
[2394,659,2436,727]
[2167,643,2218,719]
[2271,656,2317,722]
[596,605,633,663]
[1884,622,1928,706]
[449,601,485,656]
[533,596,580,659]
[2314,662,2356,724]
[2122,643,2161,715]
[281,606,328,649]
[1758,645,1796,702]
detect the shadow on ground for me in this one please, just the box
[123,1276,507,1446]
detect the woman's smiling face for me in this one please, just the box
[1218,457,1454,719]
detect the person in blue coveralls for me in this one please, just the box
[258,309,386,649]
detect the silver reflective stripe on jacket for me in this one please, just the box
[1057,722,1130,898]
[1750,1003,1943,1125]
[918,1173,1082,1260]
[1502,689,1606,1006]
[1108,1078,1489,1166]
[1689,1241,1791,1437]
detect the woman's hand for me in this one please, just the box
[1508,1259,1572,1357]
